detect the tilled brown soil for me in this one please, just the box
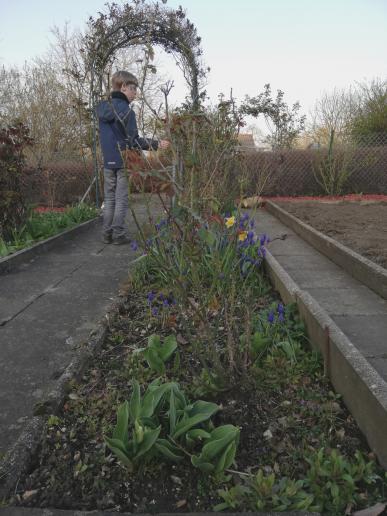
[276,201,387,269]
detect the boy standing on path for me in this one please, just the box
[97,70,169,244]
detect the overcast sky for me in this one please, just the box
[1,0,386,128]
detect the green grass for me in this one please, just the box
[0,203,99,258]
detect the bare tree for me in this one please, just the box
[350,78,387,143]
[308,87,359,145]
[0,22,168,164]
[0,65,23,123]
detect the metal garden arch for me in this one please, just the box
[84,0,205,205]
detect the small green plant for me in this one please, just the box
[191,424,239,475]
[215,470,316,512]
[105,380,175,470]
[47,415,61,426]
[105,379,239,475]
[214,447,384,514]
[139,334,178,374]
[304,447,381,514]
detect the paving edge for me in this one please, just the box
[265,200,387,300]
[0,293,124,499]
[0,216,101,275]
[264,249,387,470]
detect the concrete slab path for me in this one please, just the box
[0,197,163,456]
[252,207,387,381]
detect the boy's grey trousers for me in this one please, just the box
[102,168,128,238]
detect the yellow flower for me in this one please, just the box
[225,216,235,228]
[238,231,248,241]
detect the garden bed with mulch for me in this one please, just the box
[274,200,387,270]
[5,210,387,515]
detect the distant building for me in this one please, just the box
[255,142,272,151]
[237,133,256,151]
[307,142,322,150]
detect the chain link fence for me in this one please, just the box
[20,133,387,206]
[20,149,171,207]
[21,151,96,207]
[239,133,387,197]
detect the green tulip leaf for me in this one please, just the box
[135,425,161,459]
[159,335,177,362]
[144,347,165,374]
[105,437,133,470]
[129,381,141,423]
[155,438,184,461]
[191,455,215,472]
[112,400,129,443]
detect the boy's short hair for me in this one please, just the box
[111,70,139,91]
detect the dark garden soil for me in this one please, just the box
[275,201,387,269]
[9,281,386,513]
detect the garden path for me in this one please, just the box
[0,196,163,456]
[252,207,387,383]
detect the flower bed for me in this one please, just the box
[0,203,98,258]
[9,207,387,514]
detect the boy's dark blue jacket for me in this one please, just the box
[96,91,158,169]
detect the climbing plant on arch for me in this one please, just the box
[83,0,207,204]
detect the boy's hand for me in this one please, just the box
[159,139,170,150]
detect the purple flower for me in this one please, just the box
[249,219,255,228]
[130,240,138,251]
[278,312,285,323]
[147,291,156,304]
[241,213,249,222]
[151,307,159,316]
[241,254,253,263]
[267,311,275,324]
[155,219,168,231]
[247,231,255,244]
[277,303,285,314]
[260,234,267,246]
[238,239,249,249]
